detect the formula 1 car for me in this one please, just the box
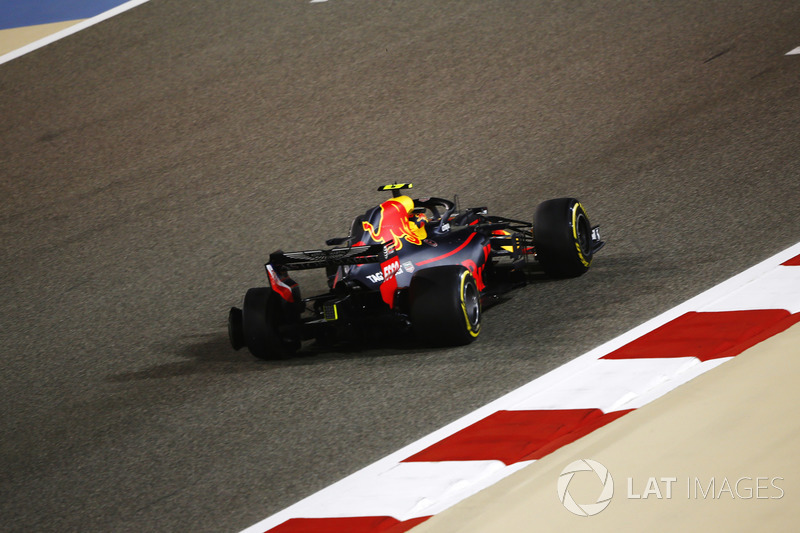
[228,184,603,359]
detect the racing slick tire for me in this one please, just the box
[409,265,481,346]
[241,287,300,360]
[533,198,594,278]
[228,307,245,350]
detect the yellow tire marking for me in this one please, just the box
[571,203,592,268]
[460,270,481,338]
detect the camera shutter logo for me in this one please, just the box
[557,459,614,516]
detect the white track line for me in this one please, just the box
[0,0,151,66]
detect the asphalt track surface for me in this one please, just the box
[1,1,799,531]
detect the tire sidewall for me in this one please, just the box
[458,268,481,340]
[534,198,593,278]
[410,265,481,346]
[242,287,299,360]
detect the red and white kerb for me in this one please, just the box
[242,243,800,533]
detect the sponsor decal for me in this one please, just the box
[381,257,401,280]
[460,259,485,291]
[423,239,438,247]
[283,247,370,262]
[378,257,401,307]
[362,198,426,251]
[402,261,415,274]
[366,258,404,284]
[366,272,384,284]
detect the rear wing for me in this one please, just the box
[267,244,388,271]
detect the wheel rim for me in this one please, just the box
[463,278,480,330]
[575,210,592,257]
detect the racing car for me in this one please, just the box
[228,183,603,359]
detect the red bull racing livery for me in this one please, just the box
[228,184,604,359]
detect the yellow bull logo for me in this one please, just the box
[362,197,427,251]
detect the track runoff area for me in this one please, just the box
[0,0,150,64]
[242,241,800,532]
[3,2,800,66]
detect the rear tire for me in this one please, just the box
[241,287,300,360]
[410,266,481,346]
[228,307,245,350]
[534,198,594,278]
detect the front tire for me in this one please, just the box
[410,266,481,346]
[534,198,594,278]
